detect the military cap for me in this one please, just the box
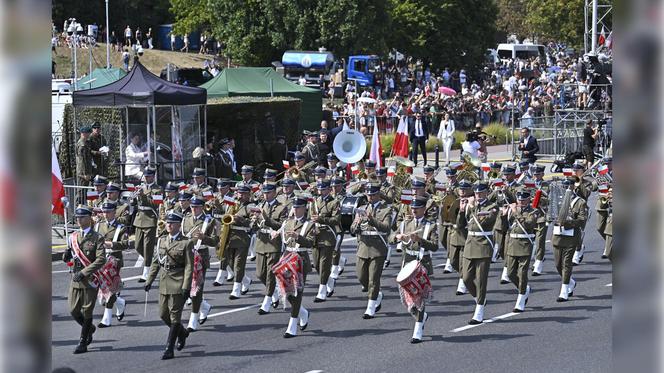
[293,152,305,161]
[502,166,516,174]
[365,182,381,195]
[316,180,331,189]
[445,168,457,176]
[365,160,377,168]
[240,165,254,174]
[75,205,93,217]
[411,177,426,188]
[281,178,297,187]
[217,178,234,188]
[236,183,252,193]
[190,196,205,206]
[261,182,278,193]
[376,167,387,176]
[458,180,473,189]
[473,182,490,193]
[218,137,231,146]
[423,165,435,173]
[490,162,502,169]
[331,177,346,186]
[93,175,108,185]
[292,196,308,207]
[192,167,206,177]
[164,181,179,192]
[178,191,193,201]
[106,182,122,192]
[165,211,184,223]
[143,166,157,176]
[516,190,531,199]
[518,160,530,168]
[91,122,101,129]
[572,163,585,170]
[327,152,338,161]
[263,168,278,179]
[532,165,545,174]
[101,201,117,211]
[79,126,92,133]
[561,177,575,186]
[411,196,428,209]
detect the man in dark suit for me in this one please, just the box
[518,127,539,164]
[409,112,429,166]
[216,138,235,179]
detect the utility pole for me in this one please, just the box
[105,0,110,68]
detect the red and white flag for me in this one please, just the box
[125,183,137,192]
[387,165,396,177]
[481,163,491,172]
[392,116,410,157]
[562,168,573,177]
[52,144,65,215]
[450,162,464,171]
[598,184,610,194]
[298,181,310,189]
[86,190,99,201]
[282,160,290,169]
[202,190,214,200]
[400,189,413,204]
[523,179,536,188]
[491,178,505,187]
[251,184,260,193]
[598,26,606,46]
[369,122,383,168]
[606,31,613,49]
[178,182,188,191]
[598,164,609,175]
[223,195,236,205]
[351,164,360,175]
[151,194,163,205]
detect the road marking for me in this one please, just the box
[52,244,67,248]
[206,304,260,318]
[52,270,71,274]
[450,312,519,333]
[605,283,612,287]
[122,275,143,281]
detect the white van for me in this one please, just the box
[496,43,546,62]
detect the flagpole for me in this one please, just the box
[591,0,598,53]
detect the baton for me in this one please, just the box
[144,290,148,318]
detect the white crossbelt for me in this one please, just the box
[285,247,309,253]
[361,231,387,236]
[405,249,430,257]
[259,228,273,234]
[138,206,153,211]
[468,231,493,237]
[552,225,574,236]
[510,233,535,239]
[231,226,250,232]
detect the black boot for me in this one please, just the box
[86,320,96,346]
[73,319,91,354]
[162,325,178,360]
[176,324,189,351]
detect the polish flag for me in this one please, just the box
[523,179,536,188]
[606,31,613,49]
[562,168,573,177]
[387,165,396,177]
[86,190,99,201]
[491,178,505,187]
[449,162,464,170]
[598,184,610,194]
[369,122,383,167]
[202,190,214,200]
[223,195,236,205]
[598,164,609,175]
[400,189,413,204]
[125,183,136,192]
[598,26,606,46]
[351,165,360,175]
[151,194,163,204]
[251,184,260,193]
[178,182,188,191]
[51,144,65,215]
[282,160,290,169]
[392,116,410,157]
[481,163,491,172]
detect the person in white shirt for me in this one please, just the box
[436,112,455,165]
[298,76,307,86]
[124,25,132,47]
[125,133,149,181]
[461,131,481,160]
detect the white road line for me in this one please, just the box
[122,275,143,281]
[206,304,260,318]
[450,312,519,333]
[606,283,612,287]
[52,270,71,274]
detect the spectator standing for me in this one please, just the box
[408,111,429,166]
[436,112,455,165]
[520,107,534,129]
[146,28,153,49]
[124,25,132,46]
[180,34,189,53]
[135,27,142,47]
[122,49,130,71]
[170,32,176,51]
[518,127,539,164]
[124,133,149,182]
[582,119,598,168]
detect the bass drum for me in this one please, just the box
[340,195,368,234]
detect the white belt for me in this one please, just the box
[138,206,153,211]
[231,226,250,232]
[552,225,574,236]
[258,228,273,234]
[468,231,493,237]
[286,247,309,253]
[361,231,386,236]
[510,233,535,239]
[405,249,430,257]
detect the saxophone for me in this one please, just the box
[216,203,239,260]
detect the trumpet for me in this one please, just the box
[289,161,316,179]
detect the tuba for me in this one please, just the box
[333,129,366,164]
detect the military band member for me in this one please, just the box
[423,165,437,195]
[310,179,341,302]
[188,168,213,196]
[377,167,397,204]
[89,175,108,209]
[160,182,181,218]
[281,196,315,338]
[518,160,531,179]
[394,196,439,343]
[177,191,193,217]
[327,153,346,179]
[182,196,220,331]
[277,178,298,207]
[349,160,373,195]
[144,212,194,360]
[439,182,457,273]
[531,165,550,276]
[290,152,313,189]
[263,168,278,183]
[227,183,254,299]
[503,190,542,312]
[253,182,289,314]
[351,182,394,319]
[213,178,238,286]
[597,157,612,259]
[133,166,163,283]
[329,177,348,282]
[95,202,129,328]
[239,165,260,261]
[459,182,498,324]
[445,168,459,188]
[551,178,588,302]
[447,180,473,295]
[104,182,131,225]
[402,178,438,223]
[311,166,328,195]
[302,132,320,164]
[490,166,517,281]
[571,163,595,265]
[62,205,106,354]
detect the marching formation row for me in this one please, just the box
[62,153,613,360]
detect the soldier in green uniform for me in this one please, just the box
[95,202,129,328]
[132,166,163,282]
[89,175,108,209]
[160,182,181,222]
[227,183,254,299]
[490,166,517,282]
[597,157,612,259]
[423,165,437,195]
[530,165,550,276]
[551,178,588,302]
[447,180,473,295]
[351,182,394,319]
[89,122,107,175]
[182,196,220,331]
[310,179,341,302]
[394,196,438,343]
[252,182,289,314]
[571,163,595,265]
[240,165,261,261]
[377,167,397,204]
[188,168,213,195]
[277,178,298,207]
[604,194,613,262]
[144,211,194,360]
[212,178,238,286]
[281,196,316,338]
[327,153,347,179]
[302,132,320,164]
[104,182,131,225]
[76,126,95,204]
[503,190,542,312]
[329,177,348,285]
[459,182,498,324]
[62,205,106,354]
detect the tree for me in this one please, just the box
[524,0,585,48]
[495,0,528,40]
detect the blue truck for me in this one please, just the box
[281,51,382,88]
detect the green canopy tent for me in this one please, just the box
[200,67,321,131]
[76,68,127,90]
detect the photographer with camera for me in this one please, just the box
[583,119,599,169]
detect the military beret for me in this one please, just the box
[143,166,157,176]
[240,165,254,174]
[473,182,490,193]
[423,165,435,173]
[192,167,206,177]
[106,182,122,192]
[165,211,184,223]
[365,182,381,195]
[75,205,93,217]
[93,175,108,185]
[178,191,193,201]
[79,126,92,133]
[316,180,331,189]
[101,201,117,211]
[411,196,428,209]
[261,182,278,193]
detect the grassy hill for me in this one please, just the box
[52,42,221,78]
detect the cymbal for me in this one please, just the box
[390,156,416,168]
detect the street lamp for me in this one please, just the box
[67,18,84,90]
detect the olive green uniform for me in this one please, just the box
[65,229,106,321]
[181,212,220,313]
[226,200,253,282]
[551,194,588,284]
[489,184,516,260]
[532,180,550,262]
[504,205,541,293]
[604,211,613,261]
[76,138,94,204]
[447,197,467,273]
[133,183,163,266]
[312,194,341,285]
[255,199,289,297]
[282,217,315,318]
[331,192,346,267]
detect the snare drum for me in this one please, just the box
[340,195,367,232]
[396,260,432,312]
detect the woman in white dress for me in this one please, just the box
[436,112,455,164]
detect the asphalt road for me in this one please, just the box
[52,194,611,373]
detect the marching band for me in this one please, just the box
[62,140,613,357]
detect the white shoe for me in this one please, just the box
[241,275,252,294]
[314,284,327,302]
[115,296,126,320]
[326,276,336,296]
[284,317,298,338]
[199,300,211,323]
[271,291,280,305]
[134,255,144,268]
[532,259,544,275]
[470,303,485,324]
[363,300,377,319]
[213,269,227,286]
[258,296,272,314]
[443,258,454,273]
[456,278,468,295]
[411,312,428,343]
[229,282,242,299]
[140,266,149,281]
[186,298,192,306]
[557,283,569,302]
[298,307,309,330]
[500,267,510,284]
[491,245,500,263]
[187,312,200,331]
[98,308,113,327]
[514,286,530,312]
[568,278,576,295]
